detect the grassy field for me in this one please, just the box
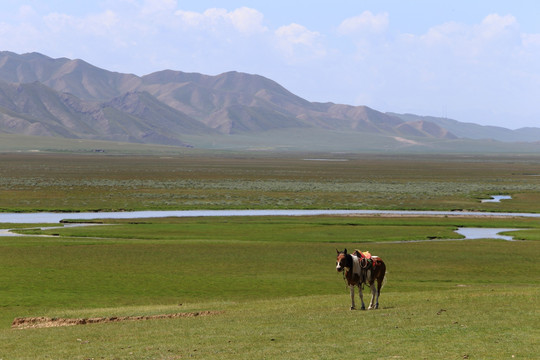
[0,152,539,359]
[1,152,539,213]
[1,216,539,359]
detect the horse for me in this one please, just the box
[336,248,386,310]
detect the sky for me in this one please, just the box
[1,0,539,129]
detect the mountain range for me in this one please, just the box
[0,51,538,152]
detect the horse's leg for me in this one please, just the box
[375,263,386,309]
[349,285,356,310]
[375,283,380,309]
[368,283,377,309]
[358,285,366,310]
[375,275,383,309]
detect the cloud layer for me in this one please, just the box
[0,1,539,128]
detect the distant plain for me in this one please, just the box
[1,150,539,213]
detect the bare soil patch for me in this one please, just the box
[12,311,224,329]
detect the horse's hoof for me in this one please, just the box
[361,306,366,310]
[350,306,355,310]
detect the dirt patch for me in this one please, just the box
[12,310,224,329]
[393,136,422,146]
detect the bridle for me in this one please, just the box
[337,253,352,284]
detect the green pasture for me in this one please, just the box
[0,216,539,359]
[0,152,539,358]
[1,153,539,213]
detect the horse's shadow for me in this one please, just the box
[349,306,395,310]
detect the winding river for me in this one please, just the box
[0,210,534,241]
[0,209,539,224]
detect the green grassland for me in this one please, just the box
[0,216,539,359]
[1,152,539,213]
[0,152,539,359]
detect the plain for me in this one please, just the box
[0,152,539,359]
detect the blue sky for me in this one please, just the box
[1,0,539,129]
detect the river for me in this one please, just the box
[0,209,539,223]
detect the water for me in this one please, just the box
[0,223,104,236]
[0,212,527,241]
[0,209,539,223]
[481,195,512,203]
[454,228,520,241]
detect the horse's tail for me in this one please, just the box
[377,259,387,291]
[381,271,388,290]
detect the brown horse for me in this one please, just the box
[336,249,386,310]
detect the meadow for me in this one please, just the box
[1,152,540,213]
[0,152,539,359]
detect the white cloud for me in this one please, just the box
[479,13,517,38]
[338,11,389,35]
[43,12,73,33]
[421,21,467,46]
[522,33,540,46]
[141,0,177,15]
[0,21,42,51]
[336,11,389,62]
[17,5,37,19]
[327,11,540,128]
[275,23,319,45]
[86,10,119,35]
[175,7,267,35]
[274,23,326,62]
[44,10,119,36]
[413,13,523,64]
[173,9,201,26]
[228,7,267,34]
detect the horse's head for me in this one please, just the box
[336,248,350,272]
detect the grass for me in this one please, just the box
[0,216,539,359]
[0,153,539,213]
[0,152,539,358]
[3,288,538,359]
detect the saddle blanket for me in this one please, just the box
[355,250,372,259]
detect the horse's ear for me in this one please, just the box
[344,248,347,254]
[336,249,340,254]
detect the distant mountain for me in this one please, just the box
[388,113,540,142]
[0,51,538,151]
[0,79,204,146]
[0,51,138,100]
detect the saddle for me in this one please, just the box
[353,250,373,269]
[353,249,371,259]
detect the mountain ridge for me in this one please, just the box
[0,51,538,151]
